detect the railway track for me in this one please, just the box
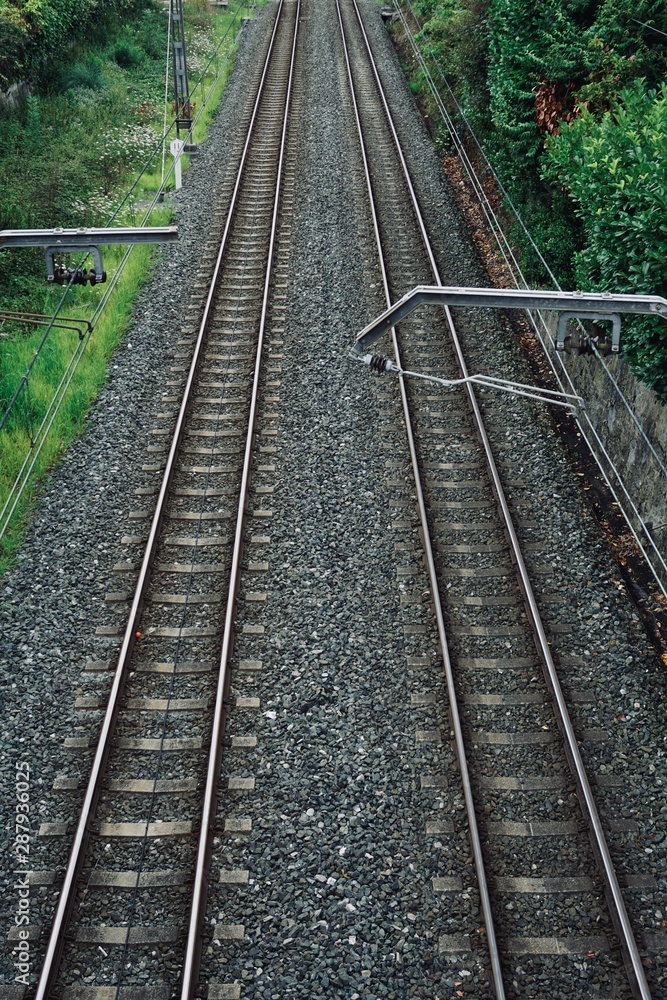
[30,2,299,997]
[11,2,664,999]
[337,0,653,996]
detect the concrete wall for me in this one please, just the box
[0,83,30,110]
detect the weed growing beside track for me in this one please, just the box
[0,240,159,569]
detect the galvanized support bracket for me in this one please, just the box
[44,244,105,283]
[354,284,667,355]
[0,226,178,284]
[556,311,621,353]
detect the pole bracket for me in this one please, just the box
[44,244,105,284]
[0,226,178,283]
[557,311,622,353]
[355,352,584,411]
[354,285,667,355]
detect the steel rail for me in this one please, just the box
[180,0,301,994]
[347,0,652,997]
[34,3,289,996]
[336,2,506,997]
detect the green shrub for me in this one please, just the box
[543,80,667,398]
[134,8,167,59]
[63,56,106,90]
[411,0,491,128]
[184,0,213,30]
[403,0,667,395]
[0,0,158,87]
[0,7,26,88]
[0,0,246,569]
[114,40,144,68]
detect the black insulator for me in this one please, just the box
[53,266,90,286]
[579,336,597,356]
[369,354,389,373]
[564,332,596,357]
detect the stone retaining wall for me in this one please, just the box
[548,314,667,579]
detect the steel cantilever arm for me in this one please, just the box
[354,284,667,353]
[0,226,178,248]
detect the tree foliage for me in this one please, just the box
[408,0,667,397]
[0,0,155,88]
[0,0,168,310]
[543,82,667,397]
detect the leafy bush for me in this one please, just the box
[185,0,214,30]
[0,7,26,88]
[134,7,168,59]
[96,124,160,192]
[63,56,106,90]
[0,0,158,87]
[410,0,491,130]
[114,40,144,69]
[543,81,667,398]
[404,0,667,395]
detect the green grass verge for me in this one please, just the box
[0,1,261,575]
[0,240,159,568]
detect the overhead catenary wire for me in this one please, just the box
[0,3,243,438]
[0,277,80,433]
[162,1,173,186]
[355,351,584,409]
[113,2,243,227]
[0,158,176,543]
[353,4,655,989]
[630,16,667,39]
[392,0,667,597]
[0,311,90,337]
[395,0,667,587]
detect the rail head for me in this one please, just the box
[180,0,301,994]
[337,1,507,996]
[33,3,289,997]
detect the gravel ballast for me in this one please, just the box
[1,0,666,996]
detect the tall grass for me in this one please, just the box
[0,0,258,574]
